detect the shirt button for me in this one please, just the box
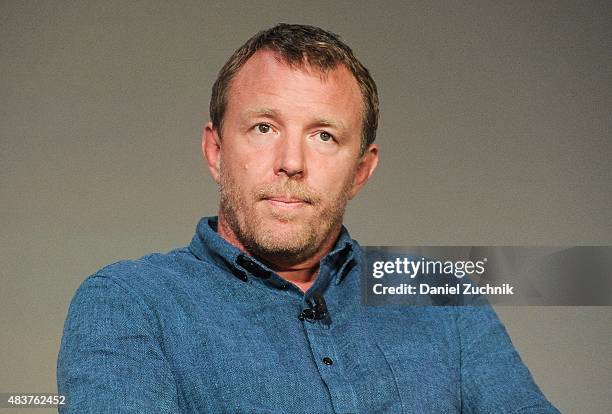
[322,357,333,365]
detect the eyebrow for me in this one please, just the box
[311,117,347,132]
[242,108,280,119]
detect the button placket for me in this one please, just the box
[302,312,359,413]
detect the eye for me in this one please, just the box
[318,131,334,142]
[256,123,272,133]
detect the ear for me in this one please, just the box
[349,143,379,199]
[202,122,222,184]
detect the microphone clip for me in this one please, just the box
[298,293,329,323]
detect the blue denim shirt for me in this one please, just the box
[57,217,559,413]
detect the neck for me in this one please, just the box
[273,265,320,293]
[216,213,341,293]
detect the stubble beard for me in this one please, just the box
[218,162,353,265]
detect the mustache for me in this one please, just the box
[255,181,320,204]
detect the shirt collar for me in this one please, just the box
[188,216,358,287]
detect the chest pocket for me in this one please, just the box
[376,340,462,414]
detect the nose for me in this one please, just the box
[274,132,305,178]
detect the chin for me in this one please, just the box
[250,219,317,256]
[260,218,311,241]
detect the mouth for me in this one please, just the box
[262,196,311,208]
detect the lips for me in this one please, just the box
[266,196,308,204]
[255,184,319,205]
[261,195,313,211]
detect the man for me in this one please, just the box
[57,24,559,413]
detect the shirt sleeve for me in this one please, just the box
[456,304,560,413]
[57,275,180,413]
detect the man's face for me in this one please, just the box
[204,50,378,264]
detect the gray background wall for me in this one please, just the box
[1,1,610,412]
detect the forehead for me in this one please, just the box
[225,50,363,127]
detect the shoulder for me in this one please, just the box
[91,246,205,290]
[69,247,216,312]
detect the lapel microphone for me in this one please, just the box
[298,293,328,322]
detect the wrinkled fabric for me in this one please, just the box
[57,217,559,413]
